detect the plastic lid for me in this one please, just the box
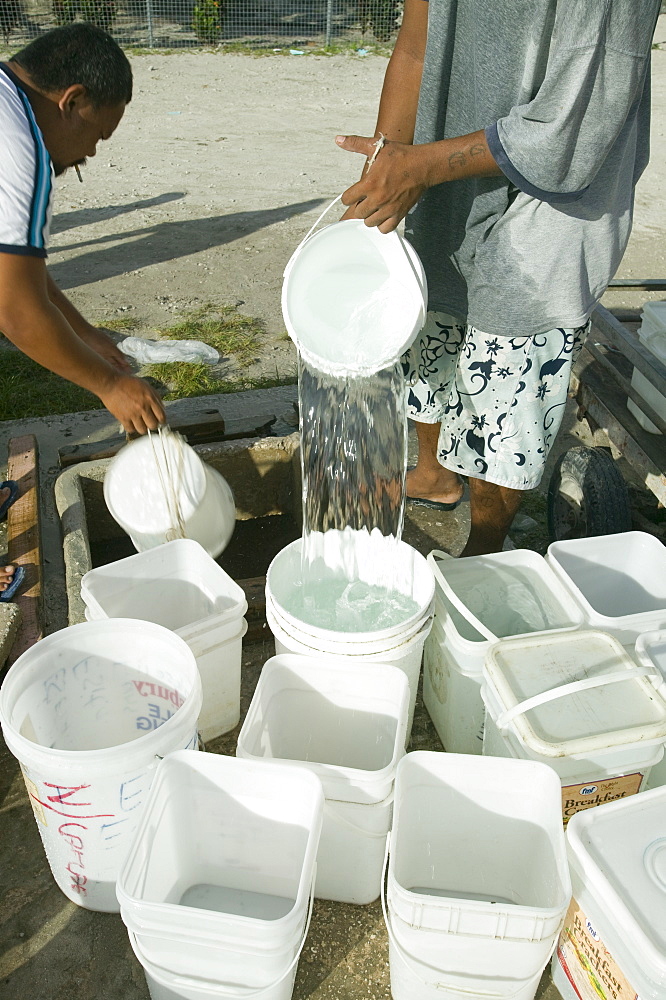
[484,630,666,757]
[567,787,666,981]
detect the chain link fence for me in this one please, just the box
[1,0,401,50]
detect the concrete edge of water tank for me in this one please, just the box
[55,433,302,628]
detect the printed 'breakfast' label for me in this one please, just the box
[556,898,639,1000]
[561,773,643,826]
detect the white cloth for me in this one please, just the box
[0,63,53,258]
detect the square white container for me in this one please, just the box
[82,539,248,740]
[386,752,570,1000]
[117,751,323,988]
[424,549,583,756]
[546,531,666,643]
[551,786,666,1000]
[237,654,409,903]
[482,630,666,821]
[81,538,247,629]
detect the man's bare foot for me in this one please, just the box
[406,466,464,507]
[0,564,16,593]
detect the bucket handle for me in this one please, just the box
[324,789,394,838]
[380,844,547,1000]
[427,551,498,642]
[283,195,343,279]
[127,868,316,997]
[494,665,662,731]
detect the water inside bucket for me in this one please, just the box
[409,886,515,905]
[179,884,295,920]
[458,565,570,637]
[282,578,419,633]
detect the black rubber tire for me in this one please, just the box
[547,446,632,542]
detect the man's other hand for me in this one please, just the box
[99,373,166,435]
[336,134,430,233]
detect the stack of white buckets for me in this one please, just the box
[1,209,666,1000]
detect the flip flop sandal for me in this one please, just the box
[0,564,25,603]
[406,495,463,512]
[0,480,19,521]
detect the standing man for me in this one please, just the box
[1,23,166,598]
[336,0,660,555]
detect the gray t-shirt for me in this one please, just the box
[405,0,660,336]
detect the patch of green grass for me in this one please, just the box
[146,365,296,401]
[0,348,103,421]
[100,315,142,333]
[152,302,261,365]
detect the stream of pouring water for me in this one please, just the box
[281,357,420,632]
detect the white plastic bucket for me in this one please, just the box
[266,603,431,735]
[551,786,666,1000]
[423,611,484,755]
[0,620,202,912]
[117,751,323,992]
[81,540,248,742]
[427,549,583,647]
[128,927,308,1000]
[386,752,570,1000]
[104,431,236,559]
[481,630,666,825]
[424,550,582,754]
[635,629,666,789]
[265,592,429,654]
[282,198,427,377]
[546,531,666,643]
[81,539,247,629]
[237,654,409,903]
[267,535,435,644]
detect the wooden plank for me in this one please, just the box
[6,435,43,664]
[58,411,277,468]
[584,340,666,436]
[592,305,666,393]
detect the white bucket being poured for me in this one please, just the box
[104,428,236,559]
[282,197,427,377]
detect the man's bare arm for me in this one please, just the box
[337,129,502,233]
[0,253,165,433]
[46,270,132,372]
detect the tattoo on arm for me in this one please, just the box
[469,143,485,157]
[448,151,467,170]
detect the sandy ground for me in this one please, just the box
[46,49,389,383]
[1,22,666,1000]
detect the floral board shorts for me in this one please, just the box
[401,312,590,490]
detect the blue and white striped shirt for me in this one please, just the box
[0,62,53,258]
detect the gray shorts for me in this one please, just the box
[402,312,590,490]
